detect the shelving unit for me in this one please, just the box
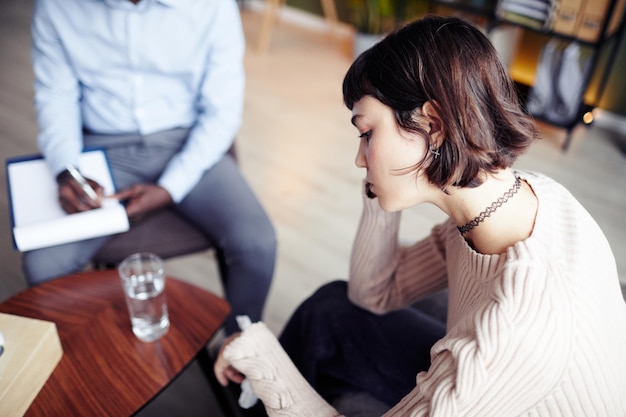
[428,0,626,150]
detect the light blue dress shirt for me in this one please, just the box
[31,0,245,202]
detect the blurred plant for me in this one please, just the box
[349,0,396,34]
[348,0,430,34]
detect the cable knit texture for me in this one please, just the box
[223,322,341,417]
[227,171,626,416]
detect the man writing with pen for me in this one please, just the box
[58,162,175,224]
[58,165,102,213]
[24,0,277,337]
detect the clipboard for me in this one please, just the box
[5,149,130,251]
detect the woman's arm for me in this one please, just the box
[383,260,571,416]
[220,322,343,417]
[348,192,449,314]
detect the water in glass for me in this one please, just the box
[123,272,169,342]
[119,253,170,342]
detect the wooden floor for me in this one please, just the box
[1,1,625,415]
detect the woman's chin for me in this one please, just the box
[378,195,421,212]
[377,197,402,213]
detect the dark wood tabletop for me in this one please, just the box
[0,269,230,416]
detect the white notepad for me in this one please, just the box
[6,149,130,251]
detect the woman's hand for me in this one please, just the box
[214,332,245,386]
[215,322,340,417]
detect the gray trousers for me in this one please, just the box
[22,128,277,334]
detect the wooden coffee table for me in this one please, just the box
[0,270,231,416]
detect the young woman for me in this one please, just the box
[214,15,626,416]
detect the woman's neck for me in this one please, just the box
[441,170,538,255]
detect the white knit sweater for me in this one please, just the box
[225,171,626,416]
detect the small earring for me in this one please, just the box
[430,143,440,159]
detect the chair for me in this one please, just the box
[92,144,237,268]
[256,0,339,53]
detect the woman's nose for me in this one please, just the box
[355,140,367,168]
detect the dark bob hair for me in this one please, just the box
[343,15,538,188]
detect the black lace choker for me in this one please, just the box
[457,176,522,234]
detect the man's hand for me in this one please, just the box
[113,184,174,222]
[56,169,104,213]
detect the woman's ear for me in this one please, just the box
[421,101,444,148]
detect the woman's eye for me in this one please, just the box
[359,131,372,142]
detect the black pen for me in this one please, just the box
[66,165,98,201]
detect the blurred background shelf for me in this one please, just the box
[428,0,626,150]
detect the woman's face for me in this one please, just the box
[351,95,435,211]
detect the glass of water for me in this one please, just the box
[118,252,169,342]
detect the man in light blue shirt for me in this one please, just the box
[26,0,277,335]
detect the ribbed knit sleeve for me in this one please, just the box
[223,323,342,417]
[378,171,626,416]
[386,251,573,416]
[349,194,449,314]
